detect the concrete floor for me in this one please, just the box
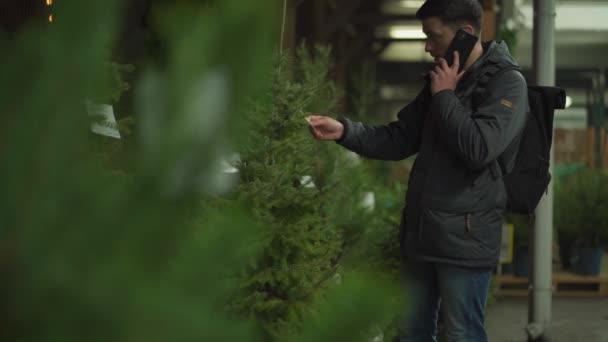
[486,252,608,341]
[486,296,608,342]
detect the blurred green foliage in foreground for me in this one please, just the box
[0,0,402,341]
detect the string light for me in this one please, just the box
[46,0,53,23]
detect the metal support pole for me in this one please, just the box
[595,68,606,169]
[528,0,556,341]
[592,73,602,169]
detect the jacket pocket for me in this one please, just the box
[419,207,503,261]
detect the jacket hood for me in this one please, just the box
[470,40,519,74]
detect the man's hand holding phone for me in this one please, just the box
[430,51,466,96]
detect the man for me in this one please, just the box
[307,0,528,341]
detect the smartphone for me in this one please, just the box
[444,28,478,73]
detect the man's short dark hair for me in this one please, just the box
[416,0,483,34]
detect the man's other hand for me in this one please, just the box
[430,51,466,95]
[306,115,344,141]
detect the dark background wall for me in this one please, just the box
[0,0,46,34]
[0,0,150,64]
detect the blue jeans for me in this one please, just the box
[399,259,491,342]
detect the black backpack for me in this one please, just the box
[473,65,567,215]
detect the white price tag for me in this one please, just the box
[86,101,121,139]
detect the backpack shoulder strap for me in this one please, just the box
[471,63,522,110]
[470,63,523,180]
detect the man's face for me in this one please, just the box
[421,17,458,62]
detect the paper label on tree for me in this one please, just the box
[86,101,121,139]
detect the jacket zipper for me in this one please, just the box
[465,213,472,234]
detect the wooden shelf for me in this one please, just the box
[494,272,608,297]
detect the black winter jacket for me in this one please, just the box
[337,41,528,268]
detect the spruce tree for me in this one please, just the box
[233,44,405,341]
[235,46,345,339]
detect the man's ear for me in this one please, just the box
[462,25,475,35]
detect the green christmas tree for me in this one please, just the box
[233,44,404,340]
[234,46,345,339]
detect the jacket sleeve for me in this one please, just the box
[336,85,430,161]
[430,70,527,169]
